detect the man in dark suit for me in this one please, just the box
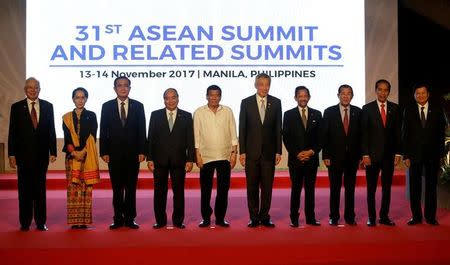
[147,88,194,229]
[100,76,146,229]
[361,79,401,226]
[402,83,446,226]
[322,84,361,226]
[283,86,322,227]
[8,77,57,231]
[239,73,282,228]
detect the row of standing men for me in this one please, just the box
[8,74,446,231]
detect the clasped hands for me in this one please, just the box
[297,150,314,162]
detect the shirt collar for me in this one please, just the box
[376,100,387,108]
[206,104,222,112]
[117,98,129,105]
[166,108,178,115]
[339,104,350,111]
[256,94,267,102]
[26,98,39,105]
[417,102,429,109]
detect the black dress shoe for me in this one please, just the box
[407,218,422,225]
[174,223,186,229]
[306,220,321,226]
[247,220,259,228]
[36,225,48,231]
[367,219,376,227]
[109,222,123,230]
[345,220,357,226]
[199,220,211,228]
[261,220,275,228]
[71,225,80,229]
[379,218,395,226]
[290,220,299,228]
[215,220,230,227]
[426,219,439,226]
[329,219,338,226]
[153,223,166,229]
[79,225,88,229]
[20,226,29,231]
[125,221,140,229]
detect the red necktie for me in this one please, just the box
[343,108,349,135]
[31,102,38,129]
[380,103,386,127]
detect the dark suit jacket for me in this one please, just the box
[322,104,362,165]
[147,108,194,167]
[99,98,146,161]
[8,98,57,167]
[361,100,401,162]
[283,106,322,168]
[402,102,446,163]
[239,94,282,160]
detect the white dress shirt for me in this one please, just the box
[193,105,238,164]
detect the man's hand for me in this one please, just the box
[147,161,155,172]
[185,162,193,172]
[297,150,314,162]
[403,158,411,168]
[275,154,281,165]
[196,152,204,169]
[101,155,110,163]
[229,153,237,169]
[9,156,16,168]
[138,154,146,163]
[323,159,331,167]
[239,154,246,167]
[362,156,371,167]
[50,155,57,163]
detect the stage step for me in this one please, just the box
[0,169,406,190]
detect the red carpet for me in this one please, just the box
[0,187,450,265]
[0,169,406,190]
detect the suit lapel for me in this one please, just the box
[386,101,394,128]
[172,110,183,133]
[348,105,357,134]
[425,105,433,128]
[125,99,134,126]
[250,96,262,124]
[335,105,345,133]
[161,109,171,133]
[264,96,273,124]
[293,107,305,131]
[306,109,315,132]
[372,101,384,127]
[37,100,44,129]
[21,100,35,129]
[411,105,421,126]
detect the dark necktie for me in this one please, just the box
[380,103,386,127]
[120,102,126,126]
[420,106,426,128]
[31,101,38,129]
[343,108,349,135]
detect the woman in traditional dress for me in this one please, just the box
[62,87,100,229]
